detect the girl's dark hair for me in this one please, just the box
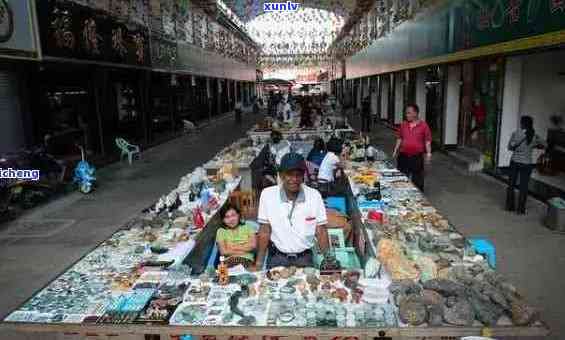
[219,203,244,226]
[520,116,535,144]
[327,137,343,154]
[313,138,326,152]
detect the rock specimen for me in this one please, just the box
[377,239,420,281]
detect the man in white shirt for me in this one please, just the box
[255,153,329,269]
[318,137,344,183]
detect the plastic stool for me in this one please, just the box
[468,237,496,269]
[325,196,347,214]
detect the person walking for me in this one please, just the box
[392,104,432,191]
[361,95,371,132]
[506,116,546,214]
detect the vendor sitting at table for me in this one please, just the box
[317,137,344,196]
[216,203,257,268]
[255,152,330,269]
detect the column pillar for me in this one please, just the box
[217,79,222,116]
[381,76,389,120]
[415,68,427,122]
[356,78,362,109]
[233,80,237,109]
[499,56,523,167]
[370,76,378,117]
[206,77,212,121]
[224,79,233,112]
[394,72,404,124]
[444,64,462,146]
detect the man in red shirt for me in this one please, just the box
[392,104,432,191]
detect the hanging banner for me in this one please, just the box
[0,0,39,59]
[35,0,150,67]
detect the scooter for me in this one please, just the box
[73,145,96,194]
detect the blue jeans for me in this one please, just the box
[508,161,535,212]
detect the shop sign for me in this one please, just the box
[347,0,565,78]
[35,0,150,67]
[454,0,565,50]
[192,337,363,340]
[0,0,39,59]
[151,33,177,70]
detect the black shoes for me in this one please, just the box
[506,187,528,215]
[505,187,515,212]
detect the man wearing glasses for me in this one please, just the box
[255,152,330,269]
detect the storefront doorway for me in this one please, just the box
[464,58,505,169]
[210,78,219,117]
[425,66,446,146]
[150,73,175,144]
[30,64,100,160]
[221,79,229,114]
[113,75,144,146]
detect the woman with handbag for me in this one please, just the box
[506,116,546,214]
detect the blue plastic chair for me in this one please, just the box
[468,237,496,269]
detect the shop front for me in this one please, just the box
[28,63,99,162]
[220,78,230,115]
[32,0,151,159]
[458,57,505,170]
[497,48,565,200]
[424,65,446,147]
[150,72,178,145]
[209,78,220,118]
[193,76,211,121]
[109,69,148,147]
[0,0,40,154]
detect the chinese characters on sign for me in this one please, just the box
[475,0,565,31]
[133,33,145,64]
[51,7,75,50]
[82,18,100,55]
[39,1,150,66]
[112,27,127,57]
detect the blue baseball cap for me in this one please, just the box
[278,152,306,173]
